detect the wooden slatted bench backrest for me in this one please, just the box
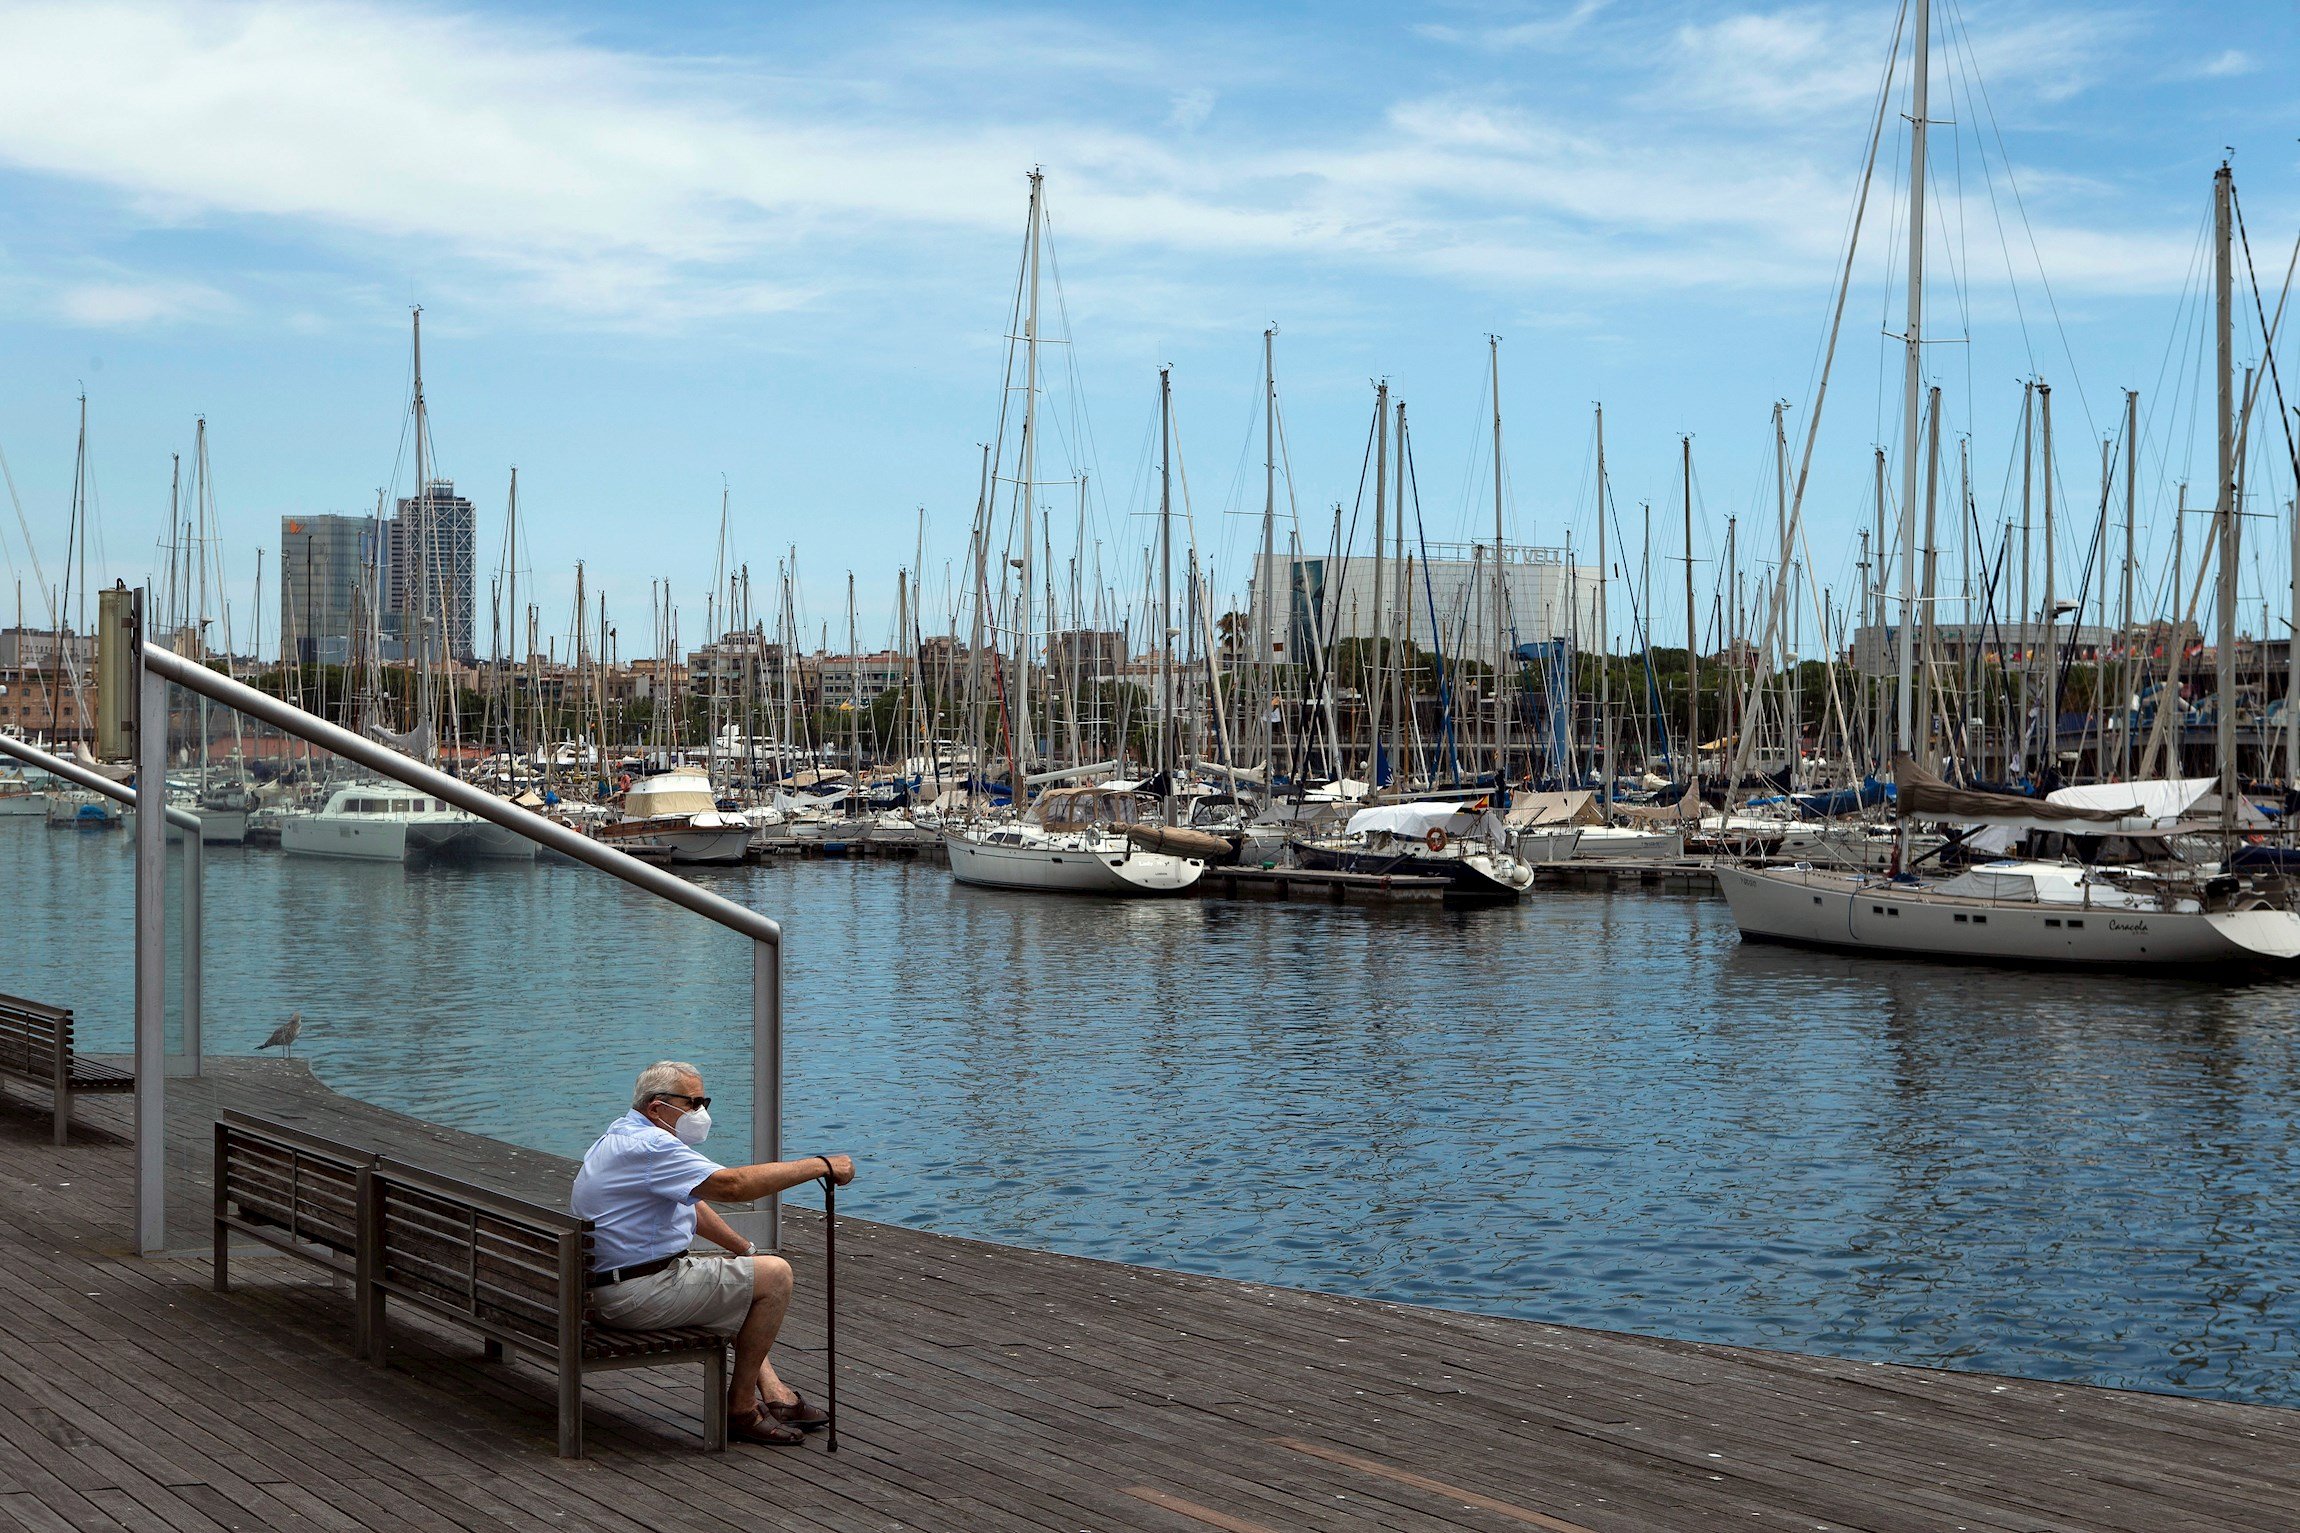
[370,1156,585,1364]
[0,990,70,1083]
[214,1112,372,1275]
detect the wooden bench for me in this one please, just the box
[0,990,132,1144]
[212,1112,376,1346]
[361,1155,729,1457]
[214,1114,730,1457]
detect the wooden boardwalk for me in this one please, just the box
[1,1073,2295,1532]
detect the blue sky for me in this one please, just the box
[1,0,2294,659]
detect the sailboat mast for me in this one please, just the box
[1596,405,1611,808]
[1490,336,1509,786]
[409,305,438,755]
[1158,365,1175,792]
[2123,390,2139,783]
[1391,400,1409,785]
[1366,383,1390,790]
[2215,161,2238,844]
[1682,436,1696,785]
[1773,401,1791,784]
[1892,0,1930,863]
[1261,326,1278,777]
[506,466,519,761]
[1016,170,1044,783]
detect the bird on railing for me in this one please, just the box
[258,1011,302,1058]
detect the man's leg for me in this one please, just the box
[728,1254,793,1417]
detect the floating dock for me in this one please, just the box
[748,833,941,861]
[1198,865,1452,904]
[2,1068,2291,1531]
[1533,858,1724,894]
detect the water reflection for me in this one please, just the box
[9,827,2299,1405]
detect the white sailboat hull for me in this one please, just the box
[1510,827,1583,864]
[944,830,1203,895]
[47,793,122,827]
[1569,826,1684,861]
[282,813,410,861]
[0,792,48,818]
[600,815,751,864]
[1718,865,2300,968]
[168,808,250,844]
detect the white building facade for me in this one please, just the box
[1247,542,1601,658]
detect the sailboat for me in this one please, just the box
[278,309,533,863]
[1290,799,1534,900]
[1719,15,2300,969]
[947,784,1206,895]
[941,176,1209,898]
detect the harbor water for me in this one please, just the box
[9,826,2298,1407]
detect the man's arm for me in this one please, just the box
[692,1200,753,1255]
[696,1154,854,1204]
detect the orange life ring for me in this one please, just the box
[1425,827,1448,852]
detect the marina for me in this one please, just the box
[7,1,2300,1525]
[9,825,2300,1414]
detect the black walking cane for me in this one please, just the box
[816,1157,838,1453]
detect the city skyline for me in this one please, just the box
[2,2,2296,660]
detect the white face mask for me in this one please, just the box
[672,1104,712,1146]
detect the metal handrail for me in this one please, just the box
[134,644,786,1256]
[141,651,779,944]
[0,732,198,831]
[3,731,203,1079]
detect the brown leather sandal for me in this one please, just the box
[766,1393,831,1432]
[728,1409,805,1447]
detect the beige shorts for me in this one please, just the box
[588,1253,755,1334]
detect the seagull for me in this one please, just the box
[259,1011,303,1058]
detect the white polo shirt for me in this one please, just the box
[569,1109,726,1271]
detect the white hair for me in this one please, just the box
[632,1060,702,1110]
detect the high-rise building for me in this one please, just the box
[387,480,477,662]
[1248,542,1601,659]
[279,514,382,665]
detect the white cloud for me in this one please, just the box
[1658,5,2116,123]
[2190,48,2256,79]
[55,277,235,327]
[1418,0,1612,52]
[0,0,2200,335]
[1169,89,1216,132]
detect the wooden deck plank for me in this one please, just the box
[0,1075,2291,1532]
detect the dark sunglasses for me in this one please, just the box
[654,1093,712,1110]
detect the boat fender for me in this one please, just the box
[1425,827,1448,852]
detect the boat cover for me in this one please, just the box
[1345,801,1502,842]
[1894,754,2126,829]
[2044,777,2213,824]
[1506,790,1601,828]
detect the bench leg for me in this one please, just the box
[704,1347,727,1452]
[53,1086,69,1147]
[482,1338,504,1363]
[359,1288,385,1364]
[557,1360,583,1458]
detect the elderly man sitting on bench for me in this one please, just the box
[572,1060,855,1447]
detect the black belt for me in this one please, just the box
[585,1253,682,1290]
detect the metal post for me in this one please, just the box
[175,832,203,1077]
[726,937,784,1254]
[135,629,168,1255]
